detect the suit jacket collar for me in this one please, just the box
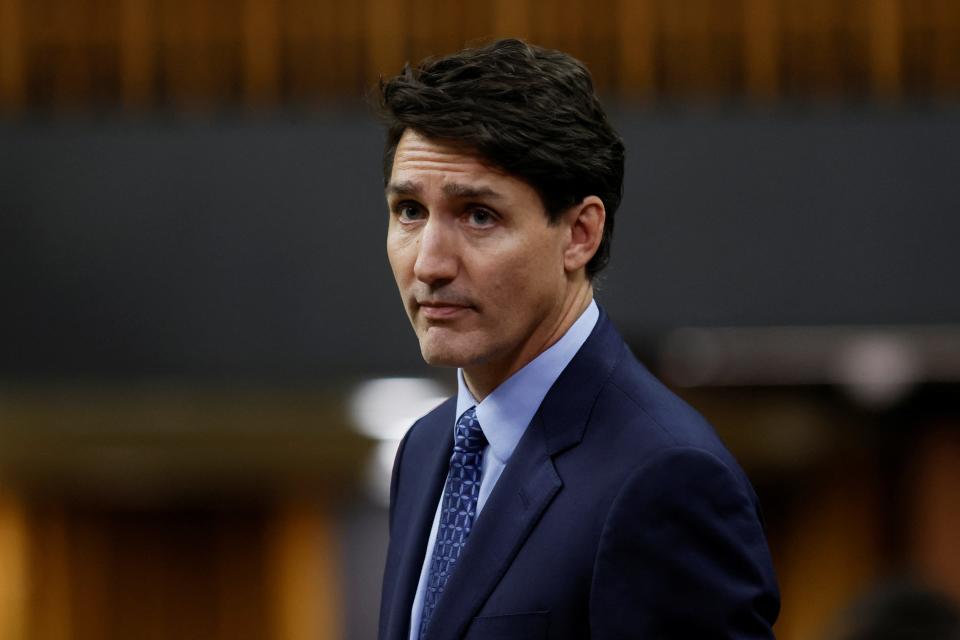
[540,306,626,455]
[419,308,626,640]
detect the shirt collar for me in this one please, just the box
[455,299,600,464]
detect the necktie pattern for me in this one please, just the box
[418,406,487,639]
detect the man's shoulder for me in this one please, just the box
[607,350,720,446]
[576,332,747,481]
[566,311,721,451]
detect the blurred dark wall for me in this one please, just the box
[3,109,960,380]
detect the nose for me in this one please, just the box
[413,217,459,286]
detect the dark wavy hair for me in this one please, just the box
[377,38,625,279]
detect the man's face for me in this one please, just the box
[386,129,571,377]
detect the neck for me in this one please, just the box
[463,282,593,401]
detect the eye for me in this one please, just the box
[465,207,497,228]
[394,202,425,222]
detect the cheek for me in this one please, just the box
[386,234,414,283]
[481,244,560,310]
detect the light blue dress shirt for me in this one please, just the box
[407,299,599,639]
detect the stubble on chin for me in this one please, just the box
[416,325,459,368]
[416,322,491,370]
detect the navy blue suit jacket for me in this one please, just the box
[379,310,780,639]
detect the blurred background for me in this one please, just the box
[2,0,960,638]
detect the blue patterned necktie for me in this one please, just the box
[418,406,487,639]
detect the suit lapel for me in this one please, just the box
[420,310,626,640]
[384,401,455,640]
[422,415,562,640]
[538,308,625,456]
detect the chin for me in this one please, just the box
[419,344,468,368]
[417,333,484,369]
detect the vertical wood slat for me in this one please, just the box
[868,0,902,98]
[86,0,119,102]
[744,0,780,100]
[200,0,238,104]
[431,0,465,58]
[335,0,366,95]
[932,0,960,95]
[900,0,938,96]
[268,502,342,640]
[845,0,875,97]
[910,426,960,603]
[773,457,882,640]
[159,0,236,108]
[658,0,688,95]
[0,492,28,640]
[59,0,91,105]
[180,0,209,105]
[0,0,25,110]
[493,0,531,41]
[556,0,586,58]
[697,0,727,95]
[779,0,804,95]
[529,0,564,50]
[44,0,76,104]
[27,506,72,640]
[461,1,494,52]
[315,0,336,94]
[782,0,845,97]
[406,0,435,63]
[365,0,406,83]
[581,0,618,92]
[323,0,365,95]
[68,515,110,640]
[25,0,60,104]
[243,0,279,105]
[158,0,187,105]
[120,0,154,106]
[284,0,325,98]
[215,516,271,640]
[617,0,657,99]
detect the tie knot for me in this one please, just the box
[454,407,487,453]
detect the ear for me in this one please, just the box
[563,195,606,274]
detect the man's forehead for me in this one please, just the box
[387,129,534,201]
[392,129,508,171]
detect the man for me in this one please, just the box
[377,39,780,640]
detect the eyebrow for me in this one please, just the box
[442,183,503,200]
[385,180,421,197]
[385,180,504,201]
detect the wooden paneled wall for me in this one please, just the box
[0,501,341,640]
[0,0,959,111]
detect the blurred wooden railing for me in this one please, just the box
[0,0,959,111]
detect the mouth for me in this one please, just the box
[417,300,473,321]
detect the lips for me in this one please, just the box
[418,301,472,320]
